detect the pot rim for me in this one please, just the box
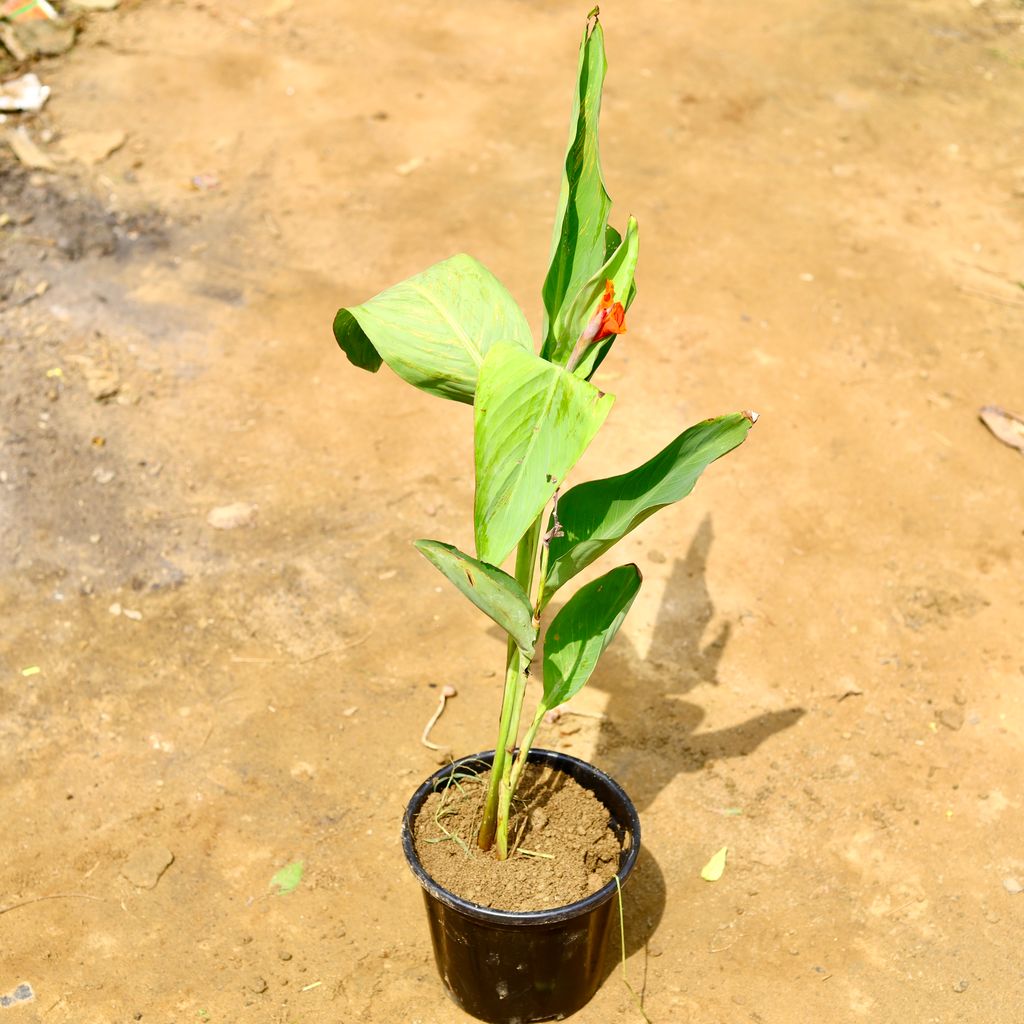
[401,748,641,927]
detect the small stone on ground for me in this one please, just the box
[121,845,174,889]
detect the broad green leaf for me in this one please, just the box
[541,16,613,362]
[474,343,614,565]
[414,540,536,658]
[544,412,757,600]
[558,215,639,377]
[541,563,641,709]
[271,860,304,895]
[333,254,533,405]
[700,846,728,882]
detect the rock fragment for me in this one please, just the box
[121,845,174,889]
[207,502,258,529]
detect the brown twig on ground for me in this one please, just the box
[0,893,104,916]
[421,685,458,750]
[956,283,1024,308]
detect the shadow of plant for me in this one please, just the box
[590,514,805,812]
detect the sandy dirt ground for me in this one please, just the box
[2,1,1023,1021]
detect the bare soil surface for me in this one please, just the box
[414,763,622,912]
[2,1,1023,1021]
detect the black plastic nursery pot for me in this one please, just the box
[401,749,641,1024]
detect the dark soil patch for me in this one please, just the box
[0,151,168,280]
[413,764,622,912]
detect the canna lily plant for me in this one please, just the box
[333,8,756,859]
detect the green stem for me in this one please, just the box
[507,703,548,799]
[495,519,563,856]
[534,539,552,618]
[477,517,543,851]
[477,639,520,851]
[495,656,531,859]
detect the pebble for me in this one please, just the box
[1002,877,1023,895]
[937,707,965,731]
[121,845,174,889]
[395,156,425,176]
[278,950,293,961]
[246,976,268,994]
[80,360,122,402]
[952,979,969,993]
[207,765,243,792]
[206,502,257,529]
[59,129,127,165]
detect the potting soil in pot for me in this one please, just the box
[412,763,622,912]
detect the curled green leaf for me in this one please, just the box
[333,254,532,405]
[541,18,612,363]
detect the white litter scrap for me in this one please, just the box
[4,126,55,170]
[979,405,1024,453]
[0,73,51,113]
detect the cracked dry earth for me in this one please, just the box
[2,1,1023,1022]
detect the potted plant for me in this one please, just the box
[332,9,757,1022]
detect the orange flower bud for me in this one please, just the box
[593,279,626,340]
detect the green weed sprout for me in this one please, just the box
[333,9,757,859]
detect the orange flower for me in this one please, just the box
[568,279,629,373]
[598,299,627,339]
[584,279,627,343]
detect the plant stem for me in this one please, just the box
[507,703,547,799]
[534,538,552,618]
[493,519,559,859]
[494,654,530,859]
[477,516,543,851]
[498,525,558,836]
[476,638,519,851]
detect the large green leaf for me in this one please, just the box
[474,343,614,565]
[544,411,757,600]
[414,540,536,657]
[333,254,533,405]
[541,16,613,363]
[557,215,639,376]
[542,563,642,709]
